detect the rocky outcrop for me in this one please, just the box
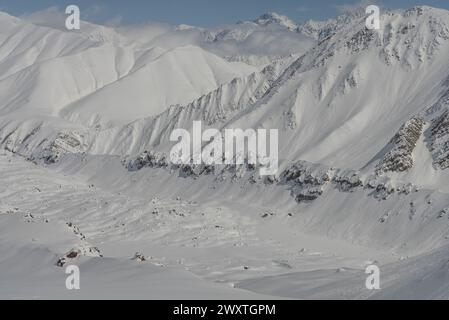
[56,245,102,267]
[429,110,449,169]
[346,28,379,54]
[281,162,334,203]
[376,116,425,174]
[333,172,363,192]
[127,151,169,171]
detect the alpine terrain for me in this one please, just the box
[1,5,449,299]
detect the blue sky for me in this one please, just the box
[1,0,449,27]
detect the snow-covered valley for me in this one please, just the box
[2,5,449,299]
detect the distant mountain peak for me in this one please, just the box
[297,9,368,41]
[252,12,298,31]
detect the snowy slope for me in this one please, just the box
[2,6,449,299]
[0,12,258,128]
[56,6,449,186]
[60,45,257,127]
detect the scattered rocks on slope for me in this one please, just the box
[438,208,449,219]
[127,151,168,171]
[132,252,147,262]
[56,245,102,267]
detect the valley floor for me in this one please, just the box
[0,151,448,299]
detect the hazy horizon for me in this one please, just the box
[1,0,449,27]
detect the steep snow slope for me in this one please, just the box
[0,13,257,127]
[57,6,449,184]
[20,7,128,44]
[83,55,296,155]
[220,6,449,170]
[60,45,257,127]
[0,12,108,80]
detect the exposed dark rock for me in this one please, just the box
[429,110,449,169]
[132,252,147,262]
[377,116,425,173]
[333,173,363,192]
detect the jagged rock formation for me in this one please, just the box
[126,149,422,204]
[281,162,333,202]
[429,109,449,169]
[252,12,298,31]
[333,172,363,192]
[376,117,425,173]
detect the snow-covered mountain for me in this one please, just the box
[0,11,260,128]
[2,6,449,299]
[116,12,315,67]
[251,12,299,30]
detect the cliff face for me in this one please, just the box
[430,109,449,169]
[376,117,425,174]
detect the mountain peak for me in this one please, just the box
[252,12,298,31]
[297,8,369,41]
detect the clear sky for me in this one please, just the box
[1,0,449,27]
